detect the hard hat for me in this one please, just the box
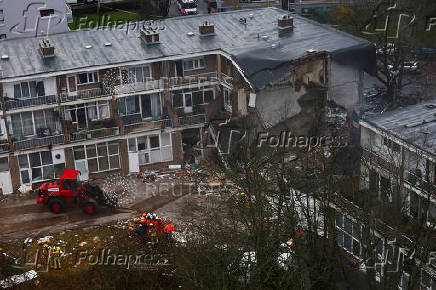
[152,213,157,218]
[150,223,154,226]
[142,213,146,217]
[146,213,151,218]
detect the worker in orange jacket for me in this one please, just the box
[164,220,175,240]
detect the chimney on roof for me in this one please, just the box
[39,38,55,58]
[140,28,160,45]
[278,15,294,29]
[199,21,214,36]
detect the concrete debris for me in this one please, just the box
[17,184,32,194]
[79,242,87,247]
[93,236,100,243]
[0,270,38,289]
[23,238,32,244]
[37,236,53,245]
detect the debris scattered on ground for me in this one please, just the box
[101,173,137,207]
[79,242,87,247]
[0,270,38,289]
[23,238,32,244]
[37,236,53,245]
[17,184,33,194]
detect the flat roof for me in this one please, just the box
[362,100,436,157]
[0,7,375,89]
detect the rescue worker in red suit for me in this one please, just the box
[164,220,175,240]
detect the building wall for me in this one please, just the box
[0,0,69,40]
[329,60,362,111]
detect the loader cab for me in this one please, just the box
[59,170,82,195]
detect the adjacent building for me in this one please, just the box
[0,7,374,194]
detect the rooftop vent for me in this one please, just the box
[104,42,112,47]
[85,44,93,49]
[39,38,55,58]
[199,21,214,36]
[187,32,195,37]
[278,15,294,30]
[239,17,247,25]
[140,28,160,45]
[1,54,9,60]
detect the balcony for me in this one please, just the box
[221,73,233,88]
[3,95,57,111]
[68,127,119,142]
[177,114,206,127]
[170,72,218,89]
[405,170,436,195]
[13,135,64,151]
[60,87,109,103]
[114,80,164,95]
[0,142,9,153]
[124,118,173,134]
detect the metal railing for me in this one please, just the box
[221,73,233,88]
[170,72,218,89]
[124,118,172,134]
[0,142,9,153]
[4,95,57,110]
[60,87,109,102]
[114,79,164,95]
[68,127,119,142]
[178,114,206,127]
[13,135,64,151]
[405,171,436,195]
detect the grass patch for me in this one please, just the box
[68,11,140,30]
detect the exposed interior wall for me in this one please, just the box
[329,60,362,110]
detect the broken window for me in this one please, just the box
[121,66,151,84]
[130,134,172,165]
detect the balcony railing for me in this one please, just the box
[114,80,164,95]
[0,142,9,153]
[13,135,64,151]
[178,114,206,127]
[60,87,109,102]
[68,127,120,143]
[3,95,57,110]
[170,72,218,89]
[221,73,233,88]
[124,118,173,134]
[405,171,436,195]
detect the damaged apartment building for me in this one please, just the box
[0,7,374,194]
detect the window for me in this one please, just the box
[0,34,6,40]
[77,72,99,85]
[335,210,362,257]
[183,58,204,71]
[224,88,232,112]
[0,157,8,172]
[0,10,4,24]
[383,137,400,152]
[40,9,54,17]
[172,89,214,108]
[11,109,57,139]
[73,141,120,173]
[14,81,45,99]
[64,101,109,128]
[121,66,151,84]
[18,152,64,184]
[128,133,172,165]
[117,94,161,119]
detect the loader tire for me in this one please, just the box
[82,198,98,215]
[48,198,66,214]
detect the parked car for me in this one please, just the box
[376,43,397,56]
[387,61,420,74]
[177,0,198,15]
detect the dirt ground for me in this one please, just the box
[0,176,193,242]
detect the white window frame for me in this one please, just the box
[223,87,232,113]
[13,81,45,99]
[117,94,162,119]
[120,65,152,84]
[128,133,172,165]
[73,141,120,174]
[11,109,58,139]
[77,72,99,85]
[0,10,4,25]
[18,152,65,184]
[183,58,205,72]
[172,88,214,108]
[65,101,110,127]
[335,211,363,258]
